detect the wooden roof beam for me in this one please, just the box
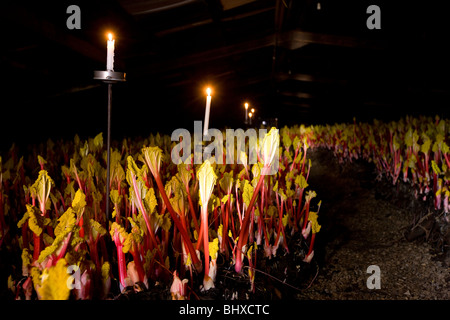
[279,29,384,50]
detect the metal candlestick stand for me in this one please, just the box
[93,70,126,221]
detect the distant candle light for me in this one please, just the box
[107,33,115,71]
[244,102,249,124]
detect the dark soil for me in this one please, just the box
[296,149,450,300]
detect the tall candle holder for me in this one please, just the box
[93,70,126,220]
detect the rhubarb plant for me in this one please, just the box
[5,124,326,299]
[197,159,217,289]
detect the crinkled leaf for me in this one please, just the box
[26,204,50,236]
[38,208,76,263]
[37,155,47,168]
[197,160,217,208]
[142,146,163,178]
[177,163,192,186]
[110,189,121,205]
[101,262,110,281]
[89,218,106,240]
[93,132,103,149]
[219,171,234,194]
[143,187,158,215]
[260,127,280,168]
[110,222,128,244]
[64,181,75,198]
[21,248,33,276]
[170,187,185,216]
[282,213,289,227]
[442,142,450,155]
[208,194,221,212]
[295,174,309,189]
[308,211,321,234]
[305,190,317,203]
[421,138,431,154]
[243,179,254,208]
[17,209,29,229]
[431,160,441,175]
[292,136,301,150]
[30,170,54,209]
[282,129,292,150]
[37,258,71,300]
[209,238,219,260]
[54,208,76,238]
[251,163,263,187]
[71,189,86,216]
[221,194,229,204]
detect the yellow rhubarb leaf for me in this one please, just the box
[37,155,47,168]
[282,213,289,227]
[260,127,280,170]
[38,208,76,263]
[305,190,317,203]
[89,218,106,240]
[219,171,234,193]
[246,242,257,260]
[267,205,277,217]
[30,170,54,211]
[209,238,219,260]
[177,163,192,186]
[421,137,431,154]
[93,132,103,149]
[431,160,441,175]
[208,194,221,212]
[242,179,254,208]
[295,174,309,189]
[110,222,128,244]
[308,211,321,234]
[27,204,50,237]
[71,189,86,216]
[197,160,217,208]
[37,258,71,300]
[143,187,158,215]
[101,261,110,281]
[142,146,163,178]
[21,248,33,276]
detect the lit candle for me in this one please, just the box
[244,102,249,124]
[248,112,253,125]
[203,87,212,136]
[107,33,115,71]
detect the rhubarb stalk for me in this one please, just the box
[143,147,203,273]
[235,128,279,273]
[197,160,217,288]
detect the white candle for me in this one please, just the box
[203,87,212,136]
[107,33,115,71]
[244,102,248,124]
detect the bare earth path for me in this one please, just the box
[296,149,450,300]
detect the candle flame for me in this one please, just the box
[108,33,113,41]
[251,108,255,113]
[244,103,249,109]
[206,87,212,96]
[249,112,253,118]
